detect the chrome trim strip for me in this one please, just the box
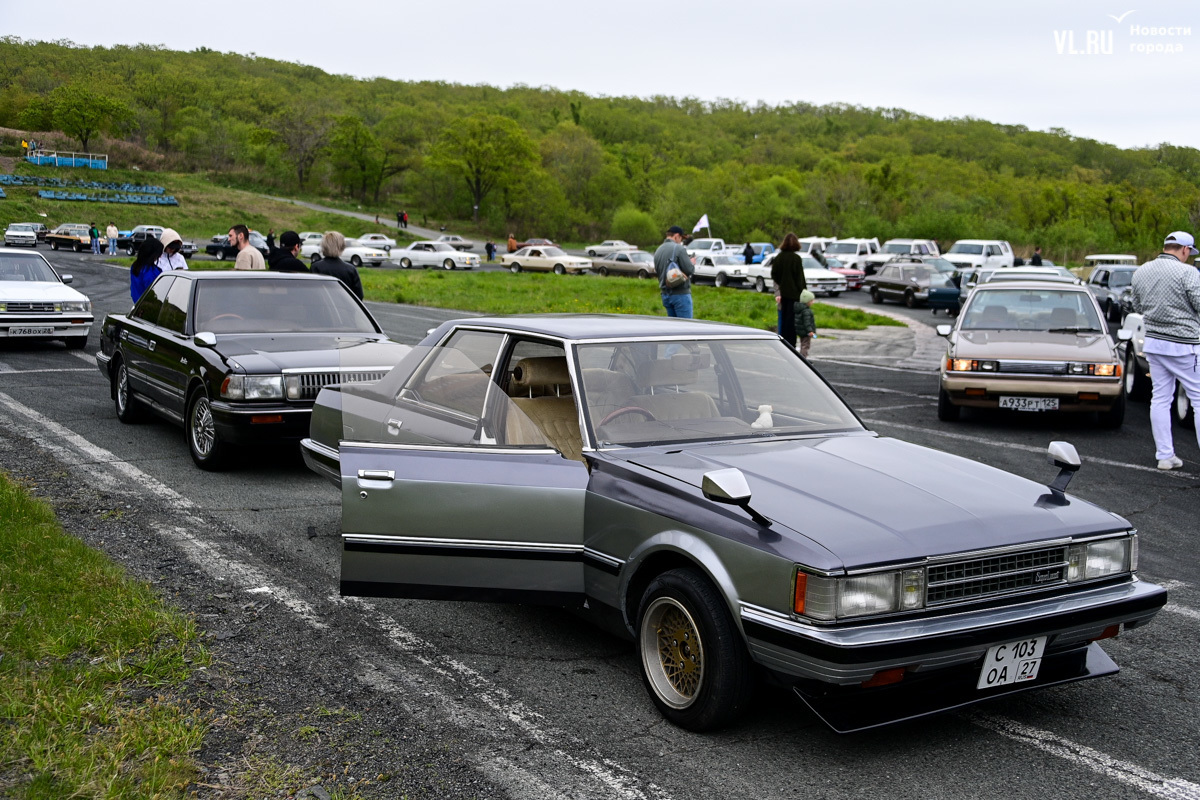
[838,533,1130,576]
[209,405,310,416]
[339,440,560,456]
[281,365,396,374]
[343,533,583,555]
[301,438,339,461]
[582,547,624,569]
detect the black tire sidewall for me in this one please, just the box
[187,389,226,470]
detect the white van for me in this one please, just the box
[823,237,881,271]
[862,238,941,274]
[686,238,726,258]
[944,239,1014,272]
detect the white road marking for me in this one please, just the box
[1163,603,1200,622]
[973,714,1200,800]
[854,403,935,413]
[813,357,934,374]
[0,367,93,374]
[861,417,1196,478]
[0,391,672,800]
[830,381,934,397]
[69,349,98,366]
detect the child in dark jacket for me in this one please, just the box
[794,289,817,357]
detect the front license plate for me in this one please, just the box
[977,636,1047,689]
[9,326,54,336]
[999,396,1059,412]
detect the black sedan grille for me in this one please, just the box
[926,545,1069,605]
[4,302,55,313]
[291,370,389,400]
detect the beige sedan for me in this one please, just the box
[500,246,592,275]
[936,280,1129,426]
[591,250,656,278]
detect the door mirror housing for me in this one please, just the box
[1117,329,1133,341]
[194,331,217,347]
[936,324,953,337]
[60,274,73,284]
[702,468,770,527]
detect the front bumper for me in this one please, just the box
[209,400,313,445]
[0,314,93,339]
[741,578,1163,684]
[941,373,1122,409]
[5,236,37,246]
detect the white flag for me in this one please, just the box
[692,214,710,234]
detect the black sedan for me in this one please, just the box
[865,257,957,308]
[204,231,269,261]
[96,272,409,469]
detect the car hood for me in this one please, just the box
[617,435,1125,570]
[212,334,407,373]
[805,268,846,280]
[951,330,1116,361]
[0,281,88,302]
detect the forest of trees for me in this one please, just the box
[2,37,1199,257]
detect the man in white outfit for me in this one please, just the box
[156,229,190,272]
[1130,231,1200,469]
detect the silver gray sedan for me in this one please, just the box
[590,249,656,278]
[302,315,1166,733]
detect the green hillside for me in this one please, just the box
[2,37,1199,261]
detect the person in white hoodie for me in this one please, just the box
[156,228,189,272]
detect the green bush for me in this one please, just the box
[610,204,661,249]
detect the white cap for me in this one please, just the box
[1164,231,1198,256]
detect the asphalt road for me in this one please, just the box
[3,250,1199,800]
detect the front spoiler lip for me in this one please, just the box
[795,641,1117,733]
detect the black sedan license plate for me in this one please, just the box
[999,396,1059,412]
[977,636,1047,689]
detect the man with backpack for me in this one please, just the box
[653,225,695,318]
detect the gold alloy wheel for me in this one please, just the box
[640,597,705,709]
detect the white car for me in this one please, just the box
[301,239,389,268]
[691,254,748,287]
[584,240,637,257]
[945,239,1015,272]
[823,238,882,271]
[500,246,592,274]
[392,241,481,270]
[437,234,475,252]
[4,224,38,247]
[355,233,396,252]
[752,252,848,296]
[686,237,726,259]
[862,238,941,274]
[0,248,93,348]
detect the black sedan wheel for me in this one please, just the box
[217,249,227,261]
[904,289,916,308]
[50,240,59,251]
[350,255,363,267]
[113,359,145,423]
[637,569,753,732]
[870,288,883,304]
[187,389,228,470]
[510,263,522,274]
[400,257,412,269]
[443,258,455,270]
[126,246,136,256]
[1124,345,1151,401]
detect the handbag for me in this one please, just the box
[663,244,688,287]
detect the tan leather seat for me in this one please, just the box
[505,357,584,462]
[581,368,636,421]
[628,356,718,420]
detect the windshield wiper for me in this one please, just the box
[1048,327,1103,333]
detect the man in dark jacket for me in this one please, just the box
[310,231,364,299]
[1030,246,1043,266]
[743,242,756,265]
[266,231,310,273]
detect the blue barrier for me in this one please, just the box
[0,188,6,199]
[35,189,178,206]
[24,151,108,170]
[1,174,165,193]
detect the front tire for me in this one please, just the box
[553,264,566,275]
[587,249,597,257]
[636,569,753,732]
[904,289,916,308]
[350,255,363,267]
[596,266,609,277]
[443,258,455,270]
[187,389,228,470]
[637,268,650,279]
[64,336,87,350]
[510,263,522,274]
[217,249,227,261]
[937,387,960,421]
[1124,344,1151,401]
[50,240,59,251]
[126,246,135,256]
[754,276,766,293]
[870,288,882,304]
[400,257,412,269]
[828,291,841,298]
[113,358,146,423]
[715,272,728,288]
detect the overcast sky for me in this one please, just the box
[7,0,1198,150]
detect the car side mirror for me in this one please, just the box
[936,324,953,337]
[194,331,217,347]
[61,274,73,284]
[702,468,770,527]
[1046,441,1081,493]
[1117,329,1133,341]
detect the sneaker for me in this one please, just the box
[1157,456,1184,470]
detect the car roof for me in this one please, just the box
[953,239,1007,244]
[167,271,340,282]
[441,314,769,341]
[1085,254,1137,261]
[975,279,1089,291]
[0,246,52,255]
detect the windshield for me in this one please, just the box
[712,256,741,266]
[629,252,653,262]
[961,288,1103,332]
[1108,271,1133,287]
[884,243,910,254]
[577,339,862,447]
[540,247,567,257]
[948,243,985,255]
[0,253,60,282]
[825,243,858,254]
[194,279,378,334]
[8,224,33,232]
[431,243,455,252]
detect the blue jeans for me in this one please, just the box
[661,292,693,318]
[107,239,117,255]
[91,239,100,253]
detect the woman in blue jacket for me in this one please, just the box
[130,238,165,303]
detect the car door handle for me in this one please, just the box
[386,418,402,435]
[357,470,395,482]
[148,340,156,351]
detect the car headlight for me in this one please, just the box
[947,359,999,372]
[220,374,283,400]
[1067,536,1135,582]
[60,300,91,312]
[795,568,926,621]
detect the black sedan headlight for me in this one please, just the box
[220,375,283,400]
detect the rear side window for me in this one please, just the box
[131,276,174,325]
[158,278,192,334]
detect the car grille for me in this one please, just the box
[926,545,1069,605]
[290,369,389,400]
[4,302,55,313]
[996,360,1068,375]
[949,261,973,270]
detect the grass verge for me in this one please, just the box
[0,471,210,798]
[107,261,903,329]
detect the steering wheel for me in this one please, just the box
[209,313,244,322]
[599,406,657,426]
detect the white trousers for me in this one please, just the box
[1147,350,1200,460]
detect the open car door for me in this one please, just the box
[337,330,589,605]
